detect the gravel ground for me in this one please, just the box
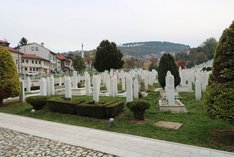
[0,127,117,157]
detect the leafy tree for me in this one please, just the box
[158,53,181,89]
[19,37,28,46]
[201,38,218,59]
[0,47,20,105]
[149,55,158,65]
[84,52,94,70]
[94,40,124,72]
[123,57,144,69]
[149,63,158,71]
[72,55,86,73]
[204,21,234,123]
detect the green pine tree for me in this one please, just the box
[158,53,181,89]
[94,40,124,72]
[204,21,234,123]
[0,47,20,105]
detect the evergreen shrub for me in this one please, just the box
[127,100,150,120]
[158,53,180,89]
[26,96,48,110]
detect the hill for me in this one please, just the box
[118,41,190,56]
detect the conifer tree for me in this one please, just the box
[158,53,180,89]
[204,21,234,123]
[94,40,124,72]
[0,47,20,105]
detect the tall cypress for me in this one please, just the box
[158,53,181,89]
[204,21,234,123]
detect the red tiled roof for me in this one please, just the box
[22,54,49,62]
[57,54,69,60]
[0,40,9,44]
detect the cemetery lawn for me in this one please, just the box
[0,92,233,152]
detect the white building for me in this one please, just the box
[22,54,50,75]
[19,42,56,73]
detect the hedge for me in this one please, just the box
[26,96,48,110]
[46,97,124,118]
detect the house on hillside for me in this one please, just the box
[0,40,23,74]
[56,54,73,72]
[22,54,50,75]
[19,42,56,73]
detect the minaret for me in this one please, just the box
[81,43,84,58]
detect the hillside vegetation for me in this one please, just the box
[118,41,190,56]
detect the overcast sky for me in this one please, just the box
[1,0,234,52]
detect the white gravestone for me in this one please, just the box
[114,75,118,96]
[40,78,47,96]
[26,77,31,93]
[121,76,125,91]
[188,77,193,92]
[58,77,62,86]
[50,76,55,95]
[20,80,25,102]
[133,78,139,99]
[85,73,91,96]
[93,75,101,103]
[65,77,72,99]
[165,71,175,105]
[72,71,78,88]
[46,77,50,96]
[195,79,202,101]
[126,75,133,102]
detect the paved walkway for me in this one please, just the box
[0,113,233,157]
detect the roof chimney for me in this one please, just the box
[41,42,44,47]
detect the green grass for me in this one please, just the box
[0,91,233,152]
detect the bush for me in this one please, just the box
[105,102,124,118]
[47,98,79,114]
[204,83,234,123]
[204,21,234,123]
[158,53,181,89]
[127,100,150,120]
[47,97,124,118]
[26,96,48,110]
[0,47,20,105]
[149,63,158,71]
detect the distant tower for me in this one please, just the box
[81,43,84,58]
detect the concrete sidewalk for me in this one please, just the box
[0,112,233,157]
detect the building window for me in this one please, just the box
[39,61,41,64]
[31,47,34,51]
[36,47,39,51]
[33,68,35,71]
[26,60,28,63]
[22,59,24,63]
[32,60,34,64]
[35,60,37,64]
[16,59,18,64]
[30,67,32,71]
[25,67,27,71]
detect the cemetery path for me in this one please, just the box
[0,112,233,157]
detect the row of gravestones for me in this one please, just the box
[36,69,158,103]
[21,65,209,104]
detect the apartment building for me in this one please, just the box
[56,54,73,72]
[22,54,50,75]
[19,42,56,73]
